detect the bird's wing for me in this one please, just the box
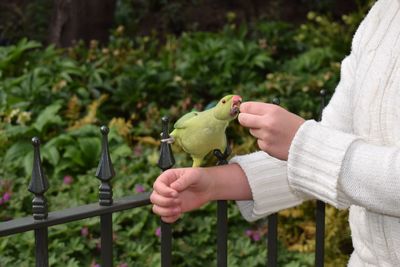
[173,111,199,129]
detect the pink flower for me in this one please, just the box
[135,184,145,193]
[2,192,11,202]
[155,227,161,237]
[252,232,261,241]
[0,198,3,205]
[245,229,253,237]
[63,175,73,185]
[245,229,262,242]
[81,227,89,237]
[119,263,128,267]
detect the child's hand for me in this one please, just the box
[150,168,214,223]
[238,102,305,160]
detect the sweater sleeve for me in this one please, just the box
[231,151,304,222]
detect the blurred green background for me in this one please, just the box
[0,0,373,266]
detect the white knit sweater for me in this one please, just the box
[232,0,400,266]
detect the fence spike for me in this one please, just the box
[28,137,49,220]
[158,116,175,171]
[272,97,280,106]
[96,126,115,206]
[319,89,326,121]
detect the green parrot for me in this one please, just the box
[167,95,242,167]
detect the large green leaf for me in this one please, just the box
[4,141,31,164]
[33,103,63,132]
[42,145,60,166]
[78,137,101,166]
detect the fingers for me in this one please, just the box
[161,214,181,223]
[240,102,273,115]
[152,204,181,217]
[151,191,182,222]
[150,192,181,207]
[249,128,267,140]
[238,113,263,129]
[153,170,179,197]
[170,168,199,192]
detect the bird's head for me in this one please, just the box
[213,95,242,121]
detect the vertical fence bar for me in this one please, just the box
[28,137,49,267]
[214,149,230,267]
[315,90,327,267]
[158,116,176,267]
[267,97,280,267]
[96,126,116,267]
[217,200,228,267]
[315,201,325,267]
[267,213,278,267]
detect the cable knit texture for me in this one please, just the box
[231,151,303,221]
[288,120,359,208]
[233,0,400,265]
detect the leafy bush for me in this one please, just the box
[0,3,372,266]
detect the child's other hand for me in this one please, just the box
[150,168,214,223]
[238,102,305,160]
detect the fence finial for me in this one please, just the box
[272,97,280,106]
[158,116,175,171]
[28,137,49,220]
[96,126,115,206]
[319,89,327,121]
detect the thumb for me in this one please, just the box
[170,170,196,192]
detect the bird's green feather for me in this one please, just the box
[173,111,199,129]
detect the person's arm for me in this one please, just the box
[150,163,252,223]
[238,0,376,220]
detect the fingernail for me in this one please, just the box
[170,191,178,197]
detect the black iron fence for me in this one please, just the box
[0,92,328,267]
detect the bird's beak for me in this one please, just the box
[230,95,242,117]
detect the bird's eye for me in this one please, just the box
[222,100,226,104]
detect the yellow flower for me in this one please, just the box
[109,118,132,138]
[16,111,32,125]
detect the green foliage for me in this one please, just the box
[0,3,371,266]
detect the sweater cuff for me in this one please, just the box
[287,120,359,209]
[230,151,303,222]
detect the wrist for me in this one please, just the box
[201,167,218,201]
[206,164,251,201]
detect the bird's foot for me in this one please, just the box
[160,136,175,144]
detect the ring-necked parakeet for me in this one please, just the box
[167,95,242,167]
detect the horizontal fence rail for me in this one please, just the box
[0,194,151,238]
[0,93,329,266]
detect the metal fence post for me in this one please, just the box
[267,97,281,267]
[28,137,49,267]
[96,126,116,267]
[315,90,327,267]
[158,116,175,267]
[213,148,230,267]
